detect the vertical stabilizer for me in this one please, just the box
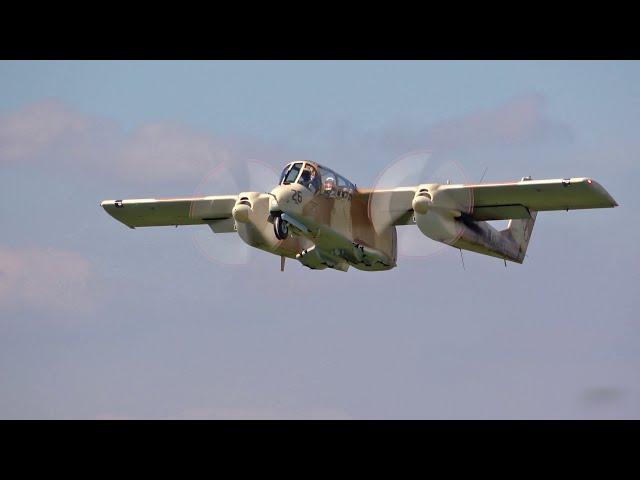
[502,211,537,263]
[500,177,537,263]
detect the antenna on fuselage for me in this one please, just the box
[459,249,466,270]
[479,166,489,183]
[280,255,285,272]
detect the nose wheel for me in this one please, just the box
[274,215,289,240]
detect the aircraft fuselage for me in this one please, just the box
[233,161,396,272]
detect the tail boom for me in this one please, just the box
[450,212,537,264]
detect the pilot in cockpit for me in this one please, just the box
[300,165,321,194]
[300,168,311,185]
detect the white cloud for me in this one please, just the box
[0,100,233,182]
[0,245,94,314]
[0,99,119,166]
[0,95,574,185]
[117,122,232,181]
[375,93,573,153]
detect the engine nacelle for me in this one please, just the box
[232,197,252,224]
[415,210,462,243]
[234,192,275,250]
[413,185,467,244]
[411,188,432,214]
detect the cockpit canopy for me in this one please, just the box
[279,161,355,198]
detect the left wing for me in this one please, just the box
[101,195,238,229]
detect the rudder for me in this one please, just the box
[502,210,537,263]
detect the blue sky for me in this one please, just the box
[0,61,638,418]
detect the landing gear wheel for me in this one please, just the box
[274,216,289,240]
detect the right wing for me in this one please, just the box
[358,177,618,225]
[101,195,238,229]
[450,177,618,220]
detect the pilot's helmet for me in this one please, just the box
[324,176,335,192]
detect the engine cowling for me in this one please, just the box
[411,188,432,214]
[232,192,277,250]
[232,196,252,224]
[415,209,462,243]
[412,187,464,244]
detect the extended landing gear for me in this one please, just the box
[274,215,289,240]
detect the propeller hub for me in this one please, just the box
[412,190,432,215]
[232,197,252,223]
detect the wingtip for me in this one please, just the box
[585,179,618,208]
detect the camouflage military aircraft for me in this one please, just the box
[101,160,618,272]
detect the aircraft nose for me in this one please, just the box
[269,194,281,215]
[269,185,290,213]
[270,184,304,215]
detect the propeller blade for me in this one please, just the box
[369,150,473,260]
[191,159,279,267]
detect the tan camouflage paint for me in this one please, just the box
[101,163,617,271]
[243,161,397,271]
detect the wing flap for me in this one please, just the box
[101,195,238,228]
[207,217,237,233]
[471,204,532,221]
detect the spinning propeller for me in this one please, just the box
[368,150,473,260]
[191,159,279,266]
[190,152,474,268]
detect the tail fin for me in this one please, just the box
[502,210,537,263]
